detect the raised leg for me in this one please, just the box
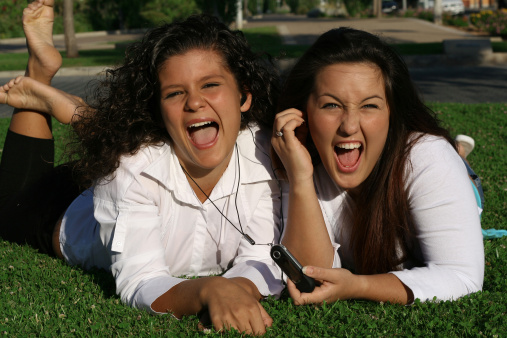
[9,0,62,139]
[0,0,82,258]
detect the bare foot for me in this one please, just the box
[23,0,62,83]
[1,76,85,124]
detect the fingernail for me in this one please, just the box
[302,266,310,275]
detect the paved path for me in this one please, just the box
[0,15,488,55]
[245,15,482,45]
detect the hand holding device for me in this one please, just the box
[270,244,316,293]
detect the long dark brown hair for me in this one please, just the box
[71,14,280,187]
[278,27,455,274]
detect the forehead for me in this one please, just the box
[314,62,385,92]
[158,48,230,79]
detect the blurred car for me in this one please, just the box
[423,0,465,15]
[382,0,399,13]
[442,0,465,15]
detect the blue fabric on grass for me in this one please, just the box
[459,159,505,239]
[482,229,507,239]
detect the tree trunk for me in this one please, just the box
[63,0,79,58]
[374,0,382,17]
[236,0,243,29]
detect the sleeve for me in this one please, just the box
[93,170,184,314]
[390,136,484,302]
[222,179,285,298]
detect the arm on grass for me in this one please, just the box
[152,276,271,334]
[288,267,413,305]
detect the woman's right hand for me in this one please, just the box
[199,277,271,335]
[154,276,270,335]
[271,108,314,184]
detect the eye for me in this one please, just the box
[203,82,220,89]
[321,102,340,109]
[163,91,183,100]
[363,103,379,109]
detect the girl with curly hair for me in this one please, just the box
[272,27,484,305]
[0,1,283,334]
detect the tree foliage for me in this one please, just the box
[0,0,25,39]
[0,0,239,38]
[286,0,320,14]
[195,0,238,24]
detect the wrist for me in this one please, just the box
[349,273,369,300]
[198,276,223,307]
[229,277,262,300]
[289,178,316,195]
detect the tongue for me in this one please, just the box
[336,148,360,167]
[189,125,218,145]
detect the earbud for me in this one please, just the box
[240,94,247,105]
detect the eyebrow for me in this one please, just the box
[159,74,226,92]
[319,93,385,103]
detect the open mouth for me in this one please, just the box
[334,143,362,169]
[187,121,219,148]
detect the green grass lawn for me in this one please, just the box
[0,49,128,72]
[0,102,505,336]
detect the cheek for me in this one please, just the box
[364,115,390,155]
[308,112,337,145]
[159,106,172,127]
[159,104,180,134]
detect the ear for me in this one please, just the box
[239,92,253,112]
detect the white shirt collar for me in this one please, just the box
[141,126,276,206]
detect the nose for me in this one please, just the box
[338,110,360,136]
[185,91,206,112]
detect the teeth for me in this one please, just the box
[189,121,212,128]
[336,143,361,150]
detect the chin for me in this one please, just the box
[333,173,362,191]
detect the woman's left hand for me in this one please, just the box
[271,108,313,184]
[288,266,413,305]
[287,266,360,305]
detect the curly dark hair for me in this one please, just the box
[278,27,455,275]
[72,14,280,187]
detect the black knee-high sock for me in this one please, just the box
[0,129,54,204]
[0,130,79,256]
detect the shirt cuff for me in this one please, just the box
[130,275,186,314]
[223,260,284,298]
[389,263,481,304]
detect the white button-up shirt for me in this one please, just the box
[315,134,484,302]
[60,126,284,313]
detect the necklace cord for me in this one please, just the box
[180,145,256,245]
[181,126,284,247]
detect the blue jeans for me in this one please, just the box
[463,159,484,211]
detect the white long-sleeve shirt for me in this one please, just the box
[315,134,484,302]
[59,126,284,313]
